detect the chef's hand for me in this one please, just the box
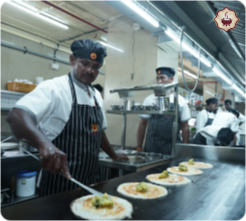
[39,145,71,180]
[112,153,129,161]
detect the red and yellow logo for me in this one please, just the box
[213,7,240,32]
[92,124,98,132]
[157,70,161,75]
[90,53,97,60]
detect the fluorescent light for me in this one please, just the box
[165,29,211,67]
[40,12,68,24]
[100,41,124,53]
[13,0,38,12]
[7,1,68,29]
[184,70,197,79]
[232,84,245,97]
[212,67,232,85]
[121,0,159,28]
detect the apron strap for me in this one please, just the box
[68,73,77,104]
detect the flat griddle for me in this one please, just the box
[1,158,245,220]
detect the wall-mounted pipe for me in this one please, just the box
[41,1,108,34]
[1,42,105,75]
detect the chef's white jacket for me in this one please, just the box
[14,73,107,141]
[195,109,216,132]
[139,94,191,122]
[198,112,239,146]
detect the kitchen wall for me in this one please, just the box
[1,31,105,133]
[104,16,174,147]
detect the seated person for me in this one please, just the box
[193,109,240,146]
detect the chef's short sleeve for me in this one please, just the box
[14,80,57,125]
[179,96,191,122]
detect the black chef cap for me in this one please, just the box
[228,108,239,118]
[71,39,107,65]
[93,84,103,93]
[156,67,175,78]
[206,97,218,105]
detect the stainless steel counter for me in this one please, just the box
[99,153,172,172]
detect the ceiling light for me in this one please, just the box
[7,1,68,29]
[121,0,159,28]
[212,67,232,85]
[165,29,211,67]
[232,84,245,97]
[100,41,124,53]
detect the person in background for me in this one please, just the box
[224,99,245,145]
[136,67,191,155]
[195,97,218,132]
[6,39,128,197]
[192,109,239,146]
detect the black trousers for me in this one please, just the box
[192,132,207,145]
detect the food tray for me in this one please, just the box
[6,82,36,93]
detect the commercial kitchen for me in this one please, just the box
[1,1,245,220]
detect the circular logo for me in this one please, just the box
[158,70,161,74]
[90,53,97,60]
[92,124,98,132]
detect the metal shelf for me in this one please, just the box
[107,110,175,115]
[110,82,178,93]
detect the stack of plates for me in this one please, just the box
[1,142,19,150]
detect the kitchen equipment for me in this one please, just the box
[111,105,124,110]
[19,146,105,197]
[123,99,131,110]
[11,177,15,202]
[6,82,36,93]
[1,148,5,156]
[153,96,170,111]
[1,143,18,150]
[1,136,12,143]
[19,140,38,153]
[240,134,245,146]
[16,170,37,197]
[1,188,10,203]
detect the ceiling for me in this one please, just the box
[159,1,245,84]
[1,1,121,48]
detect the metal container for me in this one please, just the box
[111,105,124,110]
[240,134,245,146]
[154,96,170,111]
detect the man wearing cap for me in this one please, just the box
[136,67,191,154]
[195,97,218,132]
[7,39,128,196]
[193,109,239,146]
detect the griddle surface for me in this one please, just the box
[2,158,245,220]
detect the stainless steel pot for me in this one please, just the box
[153,96,170,111]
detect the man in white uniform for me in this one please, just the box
[195,97,218,132]
[7,39,128,196]
[136,67,191,154]
[193,109,239,146]
[225,99,245,145]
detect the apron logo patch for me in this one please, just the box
[90,53,97,60]
[92,124,98,132]
[157,70,161,74]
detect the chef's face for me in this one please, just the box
[225,102,232,111]
[156,74,173,84]
[208,103,218,111]
[70,55,101,84]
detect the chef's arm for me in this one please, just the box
[101,131,128,161]
[181,121,189,143]
[6,108,71,179]
[136,118,148,151]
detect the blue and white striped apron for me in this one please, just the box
[39,73,103,196]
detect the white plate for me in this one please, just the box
[1,143,19,150]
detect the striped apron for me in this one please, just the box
[39,73,103,196]
[144,104,181,155]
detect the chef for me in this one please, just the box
[192,109,239,146]
[6,39,128,196]
[224,99,245,145]
[195,97,218,132]
[136,67,191,154]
